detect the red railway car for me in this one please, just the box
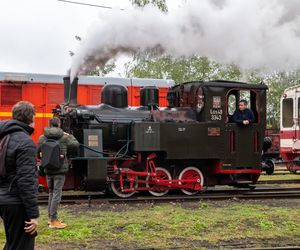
[264,129,280,158]
[261,128,280,174]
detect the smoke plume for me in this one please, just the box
[70,0,300,80]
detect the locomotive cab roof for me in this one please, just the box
[172,80,268,90]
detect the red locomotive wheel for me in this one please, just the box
[178,167,204,195]
[146,167,172,197]
[110,176,136,198]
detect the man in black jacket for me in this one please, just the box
[232,100,255,125]
[0,101,39,250]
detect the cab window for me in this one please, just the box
[227,89,258,123]
[228,94,236,116]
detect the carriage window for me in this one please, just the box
[48,87,64,104]
[1,85,22,105]
[282,98,293,128]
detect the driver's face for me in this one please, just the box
[239,102,246,111]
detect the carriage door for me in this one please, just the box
[226,90,260,168]
[295,91,300,140]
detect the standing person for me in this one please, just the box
[232,100,255,125]
[0,101,39,250]
[37,117,79,229]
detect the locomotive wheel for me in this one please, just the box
[110,176,136,198]
[146,167,172,197]
[265,160,275,175]
[178,167,204,195]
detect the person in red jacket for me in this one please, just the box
[0,101,39,250]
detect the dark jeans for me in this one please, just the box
[0,204,35,250]
[47,175,65,220]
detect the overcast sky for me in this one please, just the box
[0,0,181,76]
[3,0,299,78]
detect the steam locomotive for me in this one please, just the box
[54,77,267,197]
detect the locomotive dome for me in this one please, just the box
[101,84,128,108]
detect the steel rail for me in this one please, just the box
[38,187,300,205]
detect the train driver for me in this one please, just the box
[232,100,255,125]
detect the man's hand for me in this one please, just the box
[24,218,38,235]
[243,120,250,125]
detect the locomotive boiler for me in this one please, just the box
[54,77,268,197]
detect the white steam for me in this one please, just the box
[70,0,300,80]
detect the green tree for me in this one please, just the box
[129,0,168,12]
[125,55,242,83]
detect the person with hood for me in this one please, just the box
[37,117,79,229]
[0,101,39,250]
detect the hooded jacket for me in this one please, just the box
[37,127,79,175]
[0,120,39,219]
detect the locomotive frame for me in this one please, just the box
[56,77,267,197]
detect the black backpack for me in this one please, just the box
[0,135,10,177]
[41,138,62,170]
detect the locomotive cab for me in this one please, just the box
[225,87,263,172]
[165,81,267,186]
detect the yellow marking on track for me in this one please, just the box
[0,112,53,118]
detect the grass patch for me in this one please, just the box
[0,201,300,249]
[259,173,300,181]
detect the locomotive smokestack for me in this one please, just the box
[63,76,71,104]
[69,77,79,105]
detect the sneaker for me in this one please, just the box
[49,219,67,229]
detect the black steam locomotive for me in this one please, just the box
[55,77,267,197]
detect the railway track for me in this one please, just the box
[38,187,300,205]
